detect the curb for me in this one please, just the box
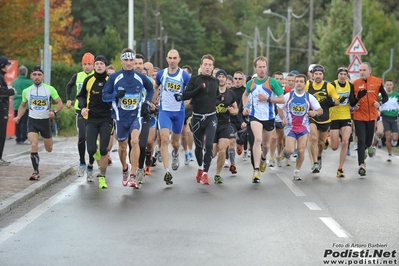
[0,165,75,217]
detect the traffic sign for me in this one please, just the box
[346,36,368,55]
[348,56,362,73]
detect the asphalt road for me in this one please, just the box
[0,146,398,266]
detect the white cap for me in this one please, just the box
[308,64,316,72]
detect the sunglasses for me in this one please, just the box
[234,77,243,80]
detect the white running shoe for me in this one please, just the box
[171,151,180,171]
[77,164,86,177]
[86,169,95,182]
[136,168,145,184]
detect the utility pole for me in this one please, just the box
[352,0,362,62]
[144,0,149,60]
[308,0,314,66]
[43,0,51,84]
[285,7,292,72]
[128,0,134,49]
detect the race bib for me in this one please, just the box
[165,77,182,92]
[120,93,140,110]
[290,103,307,116]
[30,95,48,111]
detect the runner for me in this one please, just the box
[77,55,112,188]
[213,69,238,183]
[278,74,322,180]
[330,66,353,178]
[66,52,95,177]
[379,79,399,162]
[102,48,154,188]
[181,65,194,165]
[305,64,339,173]
[14,66,63,180]
[350,62,388,176]
[183,54,219,185]
[242,56,285,183]
[155,49,191,185]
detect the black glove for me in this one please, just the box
[115,90,126,99]
[174,93,183,102]
[141,102,150,119]
[357,89,367,100]
[339,96,348,103]
[320,97,335,108]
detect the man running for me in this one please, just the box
[102,48,154,187]
[77,55,112,188]
[14,66,63,180]
[278,74,322,180]
[183,54,219,185]
[380,79,399,162]
[154,49,190,185]
[242,56,285,183]
[330,66,353,177]
[66,52,95,177]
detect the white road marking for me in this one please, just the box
[319,217,352,238]
[277,173,306,196]
[0,177,85,245]
[304,202,322,210]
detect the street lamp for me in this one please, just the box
[263,8,291,72]
[236,31,253,75]
[237,27,264,75]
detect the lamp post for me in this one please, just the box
[263,8,291,72]
[237,27,263,75]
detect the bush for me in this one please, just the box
[54,105,77,136]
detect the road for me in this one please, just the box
[0,146,398,266]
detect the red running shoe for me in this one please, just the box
[196,169,203,183]
[236,147,243,155]
[201,172,210,185]
[229,164,237,174]
[29,171,40,180]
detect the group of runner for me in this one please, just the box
[62,49,399,188]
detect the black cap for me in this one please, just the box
[0,57,12,67]
[32,66,44,73]
[311,64,325,74]
[215,69,227,78]
[95,55,108,65]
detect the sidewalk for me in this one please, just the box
[0,136,79,217]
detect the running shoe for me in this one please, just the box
[358,166,366,177]
[353,142,358,150]
[129,174,138,188]
[214,174,223,184]
[268,158,276,167]
[229,164,237,174]
[145,166,151,175]
[347,149,351,156]
[285,156,291,166]
[292,149,298,158]
[377,138,382,149]
[137,168,145,184]
[201,172,210,185]
[367,147,375,158]
[151,156,157,167]
[184,152,190,165]
[336,169,345,178]
[293,170,301,181]
[236,147,243,155]
[392,140,398,147]
[224,159,229,168]
[171,151,180,171]
[164,172,173,185]
[196,169,203,183]
[98,176,108,189]
[312,162,320,173]
[276,156,284,167]
[0,159,11,166]
[259,158,267,172]
[189,151,194,161]
[29,171,40,180]
[86,168,95,182]
[122,165,130,187]
[387,154,392,162]
[252,170,261,183]
[76,163,86,177]
[145,152,152,166]
[242,151,248,161]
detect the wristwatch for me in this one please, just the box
[267,97,272,103]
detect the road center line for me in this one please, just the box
[304,202,322,210]
[319,217,352,238]
[0,177,85,245]
[276,173,306,197]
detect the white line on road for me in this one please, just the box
[0,177,85,245]
[276,173,306,197]
[319,217,352,238]
[304,202,322,210]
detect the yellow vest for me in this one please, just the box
[330,80,351,121]
[74,70,94,110]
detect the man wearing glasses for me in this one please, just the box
[14,66,63,180]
